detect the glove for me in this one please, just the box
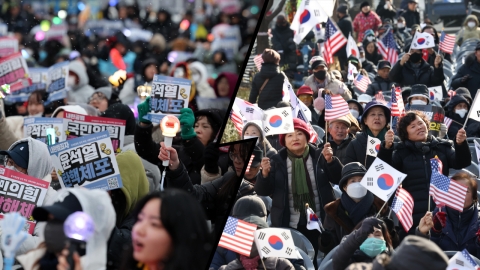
[204,142,220,174]
[179,108,196,140]
[356,217,384,240]
[433,211,447,232]
[137,96,151,124]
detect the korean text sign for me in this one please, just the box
[47,61,68,94]
[48,131,123,191]
[148,75,191,118]
[64,111,126,153]
[0,167,49,234]
[24,117,67,144]
[0,52,29,87]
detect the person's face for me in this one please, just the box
[368,226,385,240]
[298,94,313,107]
[118,7,128,19]
[89,93,109,112]
[312,65,326,73]
[329,122,349,143]
[364,107,387,132]
[4,157,28,174]
[455,102,469,111]
[406,115,428,142]
[362,6,371,13]
[132,198,172,266]
[378,67,390,80]
[360,51,365,59]
[28,97,44,116]
[16,104,27,115]
[344,175,363,190]
[285,129,308,153]
[244,125,261,137]
[366,43,375,54]
[408,2,417,11]
[349,103,360,112]
[423,28,434,36]
[213,52,223,63]
[409,96,429,104]
[144,64,158,82]
[194,116,213,146]
[475,50,480,62]
[456,179,473,208]
[158,13,167,22]
[217,77,230,97]
[229,145,245,176]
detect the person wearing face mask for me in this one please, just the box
[456,15,480,46]
[389,45,444,88]
[353,2,382,42]
[394,17,411,47]
[241,121,277,159]
[332,217,394,270]
[366,61,395,97]
[406,84,430,108]
[271,15,297,77]
[379,111,471,240]
[327,116,355,164]
[348,100,363,121]
[66,60,95,105]
[358,46,377,74]
[401,0,420,28]
[335,4,354,70]
[444,95,477,139]
[319,163,392,254]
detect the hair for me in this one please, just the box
[242,122,264,145]
[195,114,220,143]
[121,189,213,270]
[28,90,47,105]
[354,218,394,252]
[452,171,478,204]
[396,111,430,141]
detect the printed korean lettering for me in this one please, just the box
[19,201,35,218]
[22,186,40,204]
[7,182,25,199]
[68,122,80,136]
[150,82,185,114]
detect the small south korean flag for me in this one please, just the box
[360,157,407,202]
[262,107,295,136]
[254,228,301,259]
[366,136,381,157]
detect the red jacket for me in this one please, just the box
[353,11,382,42]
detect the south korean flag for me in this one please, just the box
[254,228,301,259]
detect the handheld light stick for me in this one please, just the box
[1,212,28,270]
[46,128,56,146]
[64,212,95,270]
[160,115,181,190]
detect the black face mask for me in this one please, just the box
[314,70,327,80]
[409,52,422,63]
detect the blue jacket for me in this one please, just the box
[431,205,480,258]
[210,247,237,270]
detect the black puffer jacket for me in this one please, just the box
[451,53,480,98]
[255,144,343,226]
[389,59,444,88]
[248,63,288,110]
[444,95,471,139]
[377,136,471,236]
[366,76,395,96]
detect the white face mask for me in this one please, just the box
[359,57,366,62]
[397,23,405,28]
[243,135,259,144]
[456,108,468,118]
[350,109,360,119]
[5,165,20,172]
[346,182,368,199]
[191,73,201,83]
[67,76,77,87]
[366,36,375,42]
[411,100,427,105]
[468,21,476,28]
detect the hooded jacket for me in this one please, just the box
[189,61,216,98]
[16,188,116,270]
[304,72,352,101]
[248,63,288,110]
[214,72,238,98]
[444,95,471,139]
[451,53,480,98]
[67,61,95,105]
[389,58,444,88]
[456,15,480,46]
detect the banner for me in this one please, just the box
[0,52,30,91]
[48,131,123,191]
[428,86,443,102]
[409,105,445,137]
[0,37,18,58]
[64,111,126,154]
[46,61,69,96]
[0,167,49,234]
[24,117,67,144]
[254,228,301,259]
[262,107,295,136]
[45,25,68,41]
[146,75,191,121]
[360,157,407,201]
[4,67,47,103]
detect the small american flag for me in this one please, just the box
[375,91,387,105]
[431,157,443,175]
[377,30,398,64]
[391,187,414,232]
[218,216,257,256]
[444,116,453,129]
[229,106,244,134]
[253,54,263,71]
[325,94,350,121]
[439,31,455,54]
[353,74,371,93]
[429,159,467,212]
[323,18,347,64]
[246,155,255,173]
[390,86,405,117]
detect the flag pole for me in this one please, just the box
[428,195,431,212]
[464,90,479,128]
[375,200,388,218]
[260,257,267,270]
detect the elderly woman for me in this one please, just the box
[378,111,471,239]
[255,118,343,269]
[344,101,399,169]
[417,172,480,257]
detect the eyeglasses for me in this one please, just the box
[229,152,243,162]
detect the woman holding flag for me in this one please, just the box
[416,172,480,258]
[378,111,471,239]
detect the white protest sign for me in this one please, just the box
[24,117,67,144]
[146,75,191,121]
[46,61,68,95]
[196,96,231,110]
[0,37,18,57]
[0,52,30,91]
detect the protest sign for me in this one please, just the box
[0,52,30,91]
[48,131,123,191]
[409,105,445,137]
[5,68,49,103]
[24,117,67,144]
[196,96,231,110]
[0,24,7,36]
[64,111,126,153]
[146,75,191,121]
[46,61,68,96]
[0,167,49,234]
[45,24,67,41]
[0,37,18,58]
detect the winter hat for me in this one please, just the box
[339,162,367,191]
[101,103,136,136]
[52,105,88,118]
[455,87,473,104]
[401,86,412,102]
[310,56,327,70]
[262,49,281,65]
[279,118,310,147]
[93,86,113,100]
[388,235,448,270]
[331,70,342,81]
[297,85,314,96]
[242,120,264,140]
[360,1,370,8]
[32,192,83,222]
[0,142,29,169]
[232,195,268,229]
[330,115,351,128]
[408,84,429,104]
[276,100,291,108]
[357,94,372,104]
[347,99,364,115]
[377,60,391,70]
[314,96,325,111]
[362,101,391,125]
[142,58,159,76]
[337,4,348,14]
[364,29,375,38]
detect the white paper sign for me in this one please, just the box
[24,117,67,144]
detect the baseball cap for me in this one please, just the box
[377,60,391,70]
[0,142,29,169]
[33,192,83,222]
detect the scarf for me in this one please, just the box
[366,127,388,141]
[341,191,375,226]
[287,145,316,213]
[240,255,260,270]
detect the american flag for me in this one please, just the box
[297,108,319,144]
[431,157,443,174]
[323,18,347,64]
[325,94,350,121]
[377,31,398,64]
[429,159,467,212]
[353,74,371,93]
[390,86,405,117]
[375,91,387,105]
[230,104,245,134]
[246,154,255,173]
[391,187,414,232]
[218,216,257,256]
[253,54,263,71]
[444,116,453,129]
[439,31,455,54]
[448,90,456,99]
